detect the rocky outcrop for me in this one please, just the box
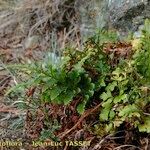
[76,0,150,39]
[109,0,150,32]
[75,0,110,41]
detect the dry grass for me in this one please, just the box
[0,0,81,55]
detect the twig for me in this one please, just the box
[58,103,101,139]
[0,124,13,130]
[114,145,142,150]
[0,78,10,92]
[0,60,18,85]
[143,112,150,116]
[0,104,20,115]
[63,144,68,150]
[0,76,11,85]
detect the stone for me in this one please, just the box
[76,0,150,39]
[75,0,109,42]
[109,0,150,32]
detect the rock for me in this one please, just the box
[133,25,144,38]
[76,0,150,39]
[75,0,109,42]
[109,0,150,32]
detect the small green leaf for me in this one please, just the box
[138,117,150,133]
[77,101,86,114]
[106,81,117,91]
[100,105,111,121]
[63,90,74,105]
[114,94,127,103]
[76,88,81,94]
[87,77,92,83]
[113,118,125,127]
[89,83,95,90]
[43,78,57,87]
[49,86,64,101]
[84,74,89,78]
[118,104,139,117]
[85,95,90,100]
[88,90,94,97]
[100,90,112,101]
[102,98,113,107]
[99,78,106,87]
[105,123,113,132]
[68,70,80,79]
[109,110,115,120]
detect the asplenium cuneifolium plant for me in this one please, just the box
[9,26,150,138]
[134,19,150,81]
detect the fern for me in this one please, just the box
[135,19,150,81]
[8,25,150,138]
[138,117,150,133]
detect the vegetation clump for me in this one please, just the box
[9,20,150,141]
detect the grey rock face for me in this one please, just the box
[109,0,150,32]
[76,0,109,41]
[76,0,150,39]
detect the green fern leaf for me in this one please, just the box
[100,90,112,101]
[138,117,150,133]
[118,104,139,117]
[100,105,111,121]
[99,78,106,87]
[109,110,115,120]
[102,98,113,107]
[63,90,74,105]
[49,86,64,101]
[114,94,127,103]
[77,101,86,114]
[106,81,117,92]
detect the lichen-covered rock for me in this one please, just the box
[75,0,109,41]
[76,0,150,39]
[109,0,150,32]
